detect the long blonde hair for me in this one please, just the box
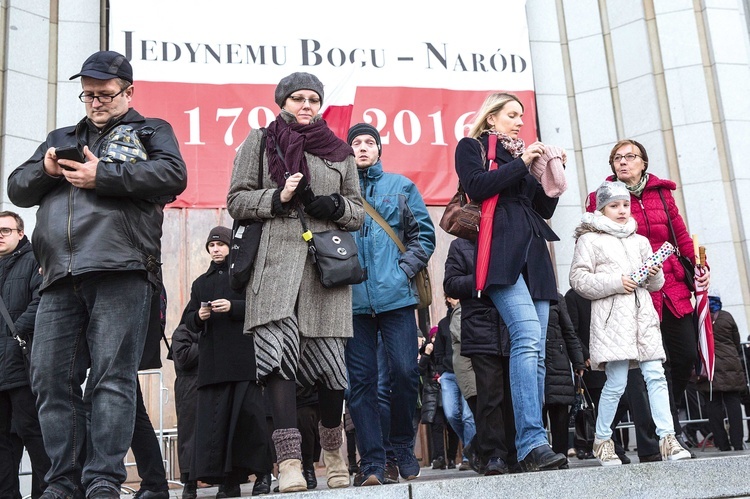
[468,92,524,139]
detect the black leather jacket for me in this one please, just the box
[7,108,187,290]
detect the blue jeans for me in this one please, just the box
[347,307,419,473]
[596,360,674,440]
[376,332,394,459]
[440,372,476,459]
[485,278,549,461]
[31,272,151,496]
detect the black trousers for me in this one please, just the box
[543,404,570,455]
[471,354,516,464]
[0,385,50,499]
[706,391,744,451]
[661,307,698,432]
[131,382,168,492]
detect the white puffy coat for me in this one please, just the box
[569,218,666,371]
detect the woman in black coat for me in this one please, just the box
[543,293,585,456]
[171,323,200,495]
[454,92,564,471]
[443,237,516,475]
[182,227,272,495]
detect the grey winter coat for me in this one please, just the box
[227,120,364,338]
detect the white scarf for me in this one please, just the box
[581,211,637,238]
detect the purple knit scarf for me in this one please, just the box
[265,114,353,187]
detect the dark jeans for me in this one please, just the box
[471,354,516,464]
[347,307,419,473]
[706,391,744,451]
[131,382,168,491]
[543,403,569,455]
[1,385,50,498]
[31,272,151,496]
[661,307,698,433]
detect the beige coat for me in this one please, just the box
[569,223,666,370]
[227,125,364,338]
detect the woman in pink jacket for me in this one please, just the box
[587,139,710,451]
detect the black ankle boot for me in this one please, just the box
[521,445,567,472]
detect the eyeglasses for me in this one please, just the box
[0,228,21,237]
[78,87,129,103]
[287,95,321,106]
[613,153,642,162]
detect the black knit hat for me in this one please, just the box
[69,51,133,83]
[205,226,232,252]
[275,72,324,108]
[347,123,382,157]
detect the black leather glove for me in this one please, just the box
[304,194,343,220]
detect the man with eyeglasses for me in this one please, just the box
[0,211,51,498]
[7,50,187,499]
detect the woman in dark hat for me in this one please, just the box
[227,72,363,492]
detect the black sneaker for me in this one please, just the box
[431,456,446,470]
[615,452,632,465]
[484,457,509,476]
[447,459,456,469]
[394,447,421,480]
[521,445,568,472]
[639,452,662,463]
[383,460,399,484]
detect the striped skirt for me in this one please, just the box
[251,315,348,390]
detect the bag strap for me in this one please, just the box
[0,294,28,355]
[657,189,681,254]
[272,143,315,249]
[576,374,596,412]
[362,201,406,254]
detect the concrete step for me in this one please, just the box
[173,448,750,498]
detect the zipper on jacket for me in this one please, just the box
[67,187,74,273]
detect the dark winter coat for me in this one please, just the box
[171,322,199,477]
[455,135,559,300]
[544,293,586,405]
[587,174,694,320]
[418,343,441,424]
[564,288,606,390]
[697,310,747,393]
[0,237,41,391]
[8,108,187,291]
[182,259,254,387]
[433,311,454,374]
[443,237,510,357]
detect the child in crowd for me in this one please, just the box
[569,181,691,465]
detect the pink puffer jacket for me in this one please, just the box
[587,174,695,320]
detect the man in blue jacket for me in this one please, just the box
[7,50,187,499]
[345,123,435,486]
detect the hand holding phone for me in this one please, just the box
[55,145,85,170]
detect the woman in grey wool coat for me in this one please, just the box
[227,72,363,493]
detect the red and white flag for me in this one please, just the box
[322,68,358,141]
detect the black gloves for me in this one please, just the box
[304,194,344,220]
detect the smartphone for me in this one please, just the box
[295,175,316,206]
[55,144,85,169]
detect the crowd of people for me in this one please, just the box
[2,50,749,499]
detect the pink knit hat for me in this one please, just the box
[530,145,567,198]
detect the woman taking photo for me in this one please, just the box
[454,92,566,472]
[586,139,709,450]
[227,72,363,492]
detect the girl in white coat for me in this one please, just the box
[569,181,691,465]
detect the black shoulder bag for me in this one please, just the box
[273,144,366,288]
[0,294,30,370]
[229,128,267,292]
[658,189,695,292]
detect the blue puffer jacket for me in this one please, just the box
[352,161,435,315]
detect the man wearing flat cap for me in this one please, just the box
[8,50,187,498]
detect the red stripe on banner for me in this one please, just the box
[131,82,536,208]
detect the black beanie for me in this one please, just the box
[206,226,232,252]
[347,123,382,157]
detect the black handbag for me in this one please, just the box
[297,206,367,288]
[658,190,695,292]
[573,375,596,453]
[229,128,267,292]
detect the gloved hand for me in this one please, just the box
[304,194,342,220]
